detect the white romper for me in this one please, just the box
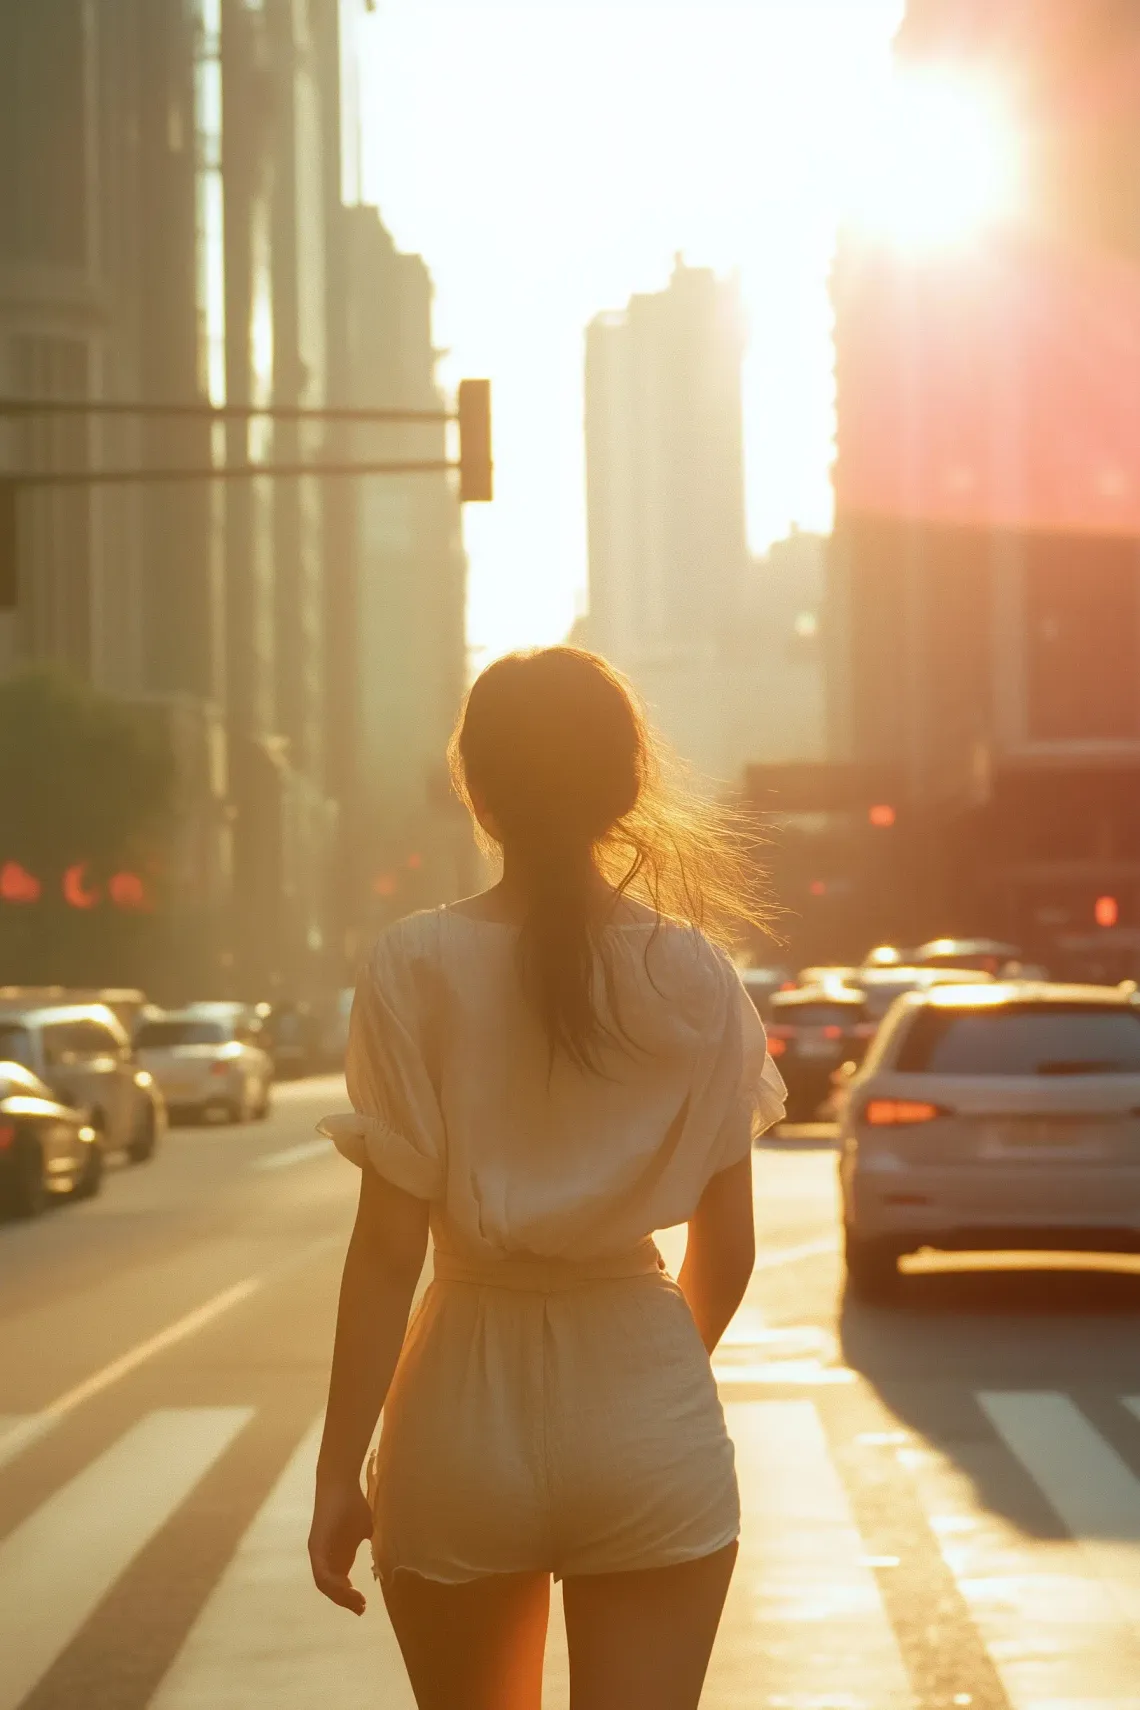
[320,906,786,1583]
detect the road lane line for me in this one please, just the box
[150,1417,415,1710]
[0,1407,251,1710]
[705,1400,913,1707]
[981,1392,1140,1631]
[898,1396,1140,1707]
[0,1278,261,1469]
[252,1138,333,1171]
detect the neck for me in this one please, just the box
[498,843,604,907]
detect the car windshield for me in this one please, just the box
[896,1004,1140,1076]
[0,1024,34,1069]
[135,1020,228,1047]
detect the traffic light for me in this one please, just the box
[457,379,493,502]
[0,481,16,611]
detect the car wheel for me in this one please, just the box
[844,1229,903,1301]
[73,1135,105,1200]
[127,1101,158,1164]
[7,1137,48,1219]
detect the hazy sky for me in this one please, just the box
[358,0,905,665]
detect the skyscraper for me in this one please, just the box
[584,257,750,783]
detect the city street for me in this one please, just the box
[2,1084,1140,1709]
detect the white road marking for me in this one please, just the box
[706,1399,914,1707]
[981,1392,1140,1631]
[897,1397,1140,1708]
[150,1417,413,1709]
[0,1279,261,1470]
[252,1138,333,1172]
[0,1408,251,1710]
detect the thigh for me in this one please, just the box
[381,1569,550,1710]
[561,1541,738,1710]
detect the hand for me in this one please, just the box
[308,1480,374,1615]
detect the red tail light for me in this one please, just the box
[0,1122,16,1151]
[209,1061,231,1078]
[767,1036,787,1058]
[823,1025,843,1040]
[863,1098,946,1127]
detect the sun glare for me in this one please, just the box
[848,70,1025,250]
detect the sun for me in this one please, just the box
[846,68,1025,251]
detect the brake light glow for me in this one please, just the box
[767,1036,787,1058]
[823,1025,843,1040]
[863,1098,945,1126]
[0,1122,15,1151]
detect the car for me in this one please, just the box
[134,1009,273,1123]
[796,966,859,989]
[912,938,1022,975]
[766,985,875,1121]
[0,1061,102,1217]
[838,981,1140,1299]
[848,964,994,1023]
[0,1004,164,1165]
[739,967,793,1022]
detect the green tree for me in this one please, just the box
[0,668,177,985]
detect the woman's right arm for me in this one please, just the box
[678,1152,755,1353]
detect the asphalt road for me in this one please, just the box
[2,1086,1140,1708]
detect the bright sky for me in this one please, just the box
[358,0,907,665]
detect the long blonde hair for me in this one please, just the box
[450,647,774,1067]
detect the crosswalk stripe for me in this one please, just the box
[0,1407,252,1710]
[899,1394,1140,1707]
[706,1400,913,1707]
[981,1392,1140,1631]
[150,1417,415,1709]
[0,1413,55,1473]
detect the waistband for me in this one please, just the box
[432,1237,665,1293]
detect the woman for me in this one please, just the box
[309,647,785,1709]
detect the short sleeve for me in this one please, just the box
[708,966,788,1173]
[317,925,446,1200]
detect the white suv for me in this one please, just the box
[839,982,1140,1298]
[0,1003,165,1165]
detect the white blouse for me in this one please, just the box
[320,906,787,1261]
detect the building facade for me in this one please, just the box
[585,257,753,785]
[827,0,1140,964]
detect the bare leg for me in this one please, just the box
[381,1569,551,1710]
[562,1541,738,1710]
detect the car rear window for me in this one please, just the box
[895,1004,1140,1076]
[135,1020,227,1047]
[772,1004,860,1028]
[0,1024,34,1069]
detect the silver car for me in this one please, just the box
[0,1003,164,1163]
[839,982,1140,1297]
[134,1010,273,1124]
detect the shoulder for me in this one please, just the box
[633,919,741,1023]
[365,908,449,990]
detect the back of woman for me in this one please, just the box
[309,647,785,1710]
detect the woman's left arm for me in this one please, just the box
[308,1165,429,1614]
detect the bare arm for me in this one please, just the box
[678,1152,755,1354]
[308,1164,430,1614]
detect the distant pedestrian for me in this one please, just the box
[309,646,785,1708]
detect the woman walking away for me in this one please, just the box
[308,647,786,1710]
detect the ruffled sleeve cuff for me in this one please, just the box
[317,1112,443,1201]
[752,1050,788,1138]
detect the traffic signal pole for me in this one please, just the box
[0,383,493,606]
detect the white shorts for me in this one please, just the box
[367,1240,740,1583]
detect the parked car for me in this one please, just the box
[134,1009,273,1123]
[0,1062,102,1217]
[260,1001,320,1079]
[766,985,875,1121]
[0,1004,164,1164]
[0,986,148,1034]
[839,981,1140,1298]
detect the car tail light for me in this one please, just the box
[0,1122,15,1150]
[862,1098,946,1126]
[823,1025,843,1041]
[767,1036,787,1058]
[209,1061,231,1078]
